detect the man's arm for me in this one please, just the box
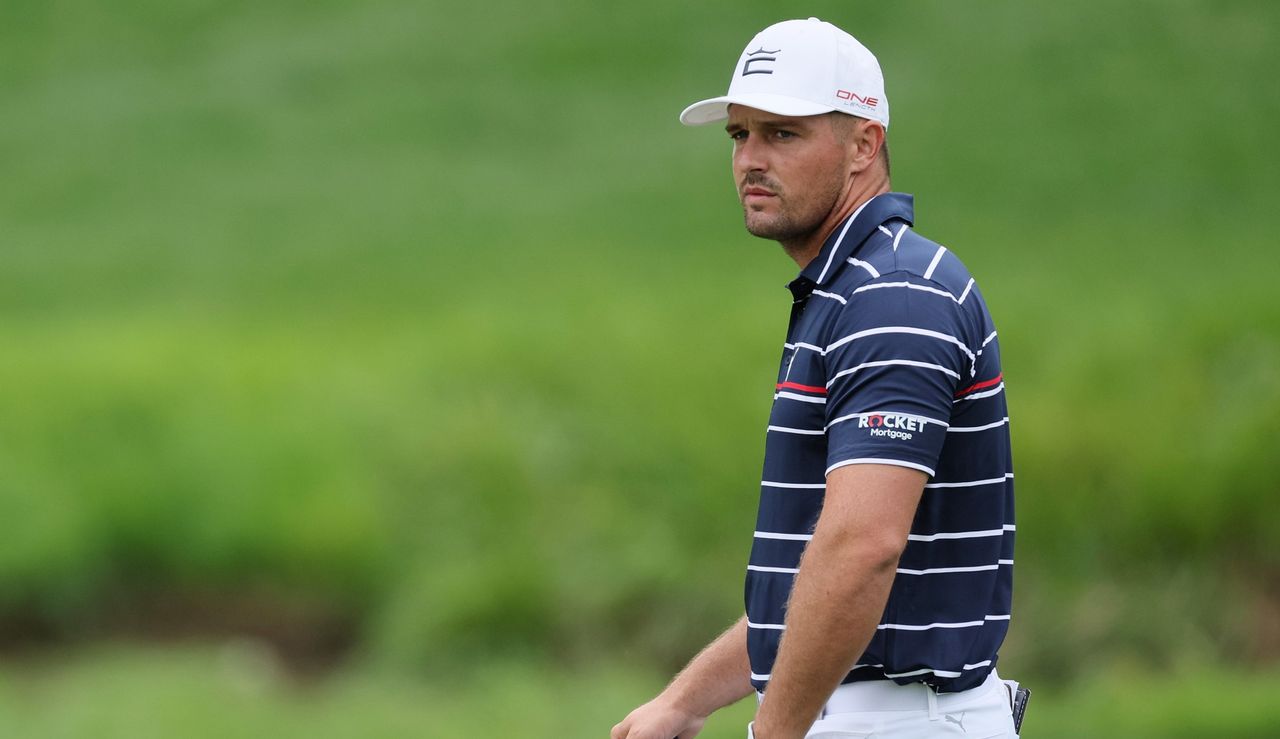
[611,615,755,739]
[751,463,926,739]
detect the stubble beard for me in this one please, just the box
[741,178,844,245]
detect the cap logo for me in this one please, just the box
[836,89,879,107]
[742,47,780,76]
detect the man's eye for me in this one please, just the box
[775,130,796,139]
[729,130,748,141]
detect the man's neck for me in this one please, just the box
[782,179,891,270]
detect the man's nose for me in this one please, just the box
[734,135,768,174]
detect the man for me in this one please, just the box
[611,18,1020,739]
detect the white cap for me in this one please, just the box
[679,18,889,129]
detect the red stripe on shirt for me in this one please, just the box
[776,381,828,395]
[955,373,1003,398]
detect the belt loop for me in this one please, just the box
[926,685,939,721]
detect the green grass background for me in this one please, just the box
[1,0,1278,735]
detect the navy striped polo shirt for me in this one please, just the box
[746,192,1014,695]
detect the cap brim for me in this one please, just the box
[679,93,837,126]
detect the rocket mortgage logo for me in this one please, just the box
[858,413,928,441]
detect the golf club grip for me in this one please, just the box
[1012,685,1030,732]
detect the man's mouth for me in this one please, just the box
[743,187,777,200]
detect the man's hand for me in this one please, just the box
[610,617,754,739]
[610,697,706,739]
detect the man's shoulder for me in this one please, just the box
[831,225,980,306]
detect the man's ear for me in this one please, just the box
[849,120,885,175]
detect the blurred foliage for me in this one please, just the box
[1,0,1279,733]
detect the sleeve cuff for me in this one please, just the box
[826,457,936,477]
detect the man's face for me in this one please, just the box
[725,106,854,243]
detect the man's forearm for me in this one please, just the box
[752,533,901,739]
[661,615,755,717]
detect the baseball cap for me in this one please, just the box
[679,17,889,129]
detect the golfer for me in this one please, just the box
[612,18,1022,739]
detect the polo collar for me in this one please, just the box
[791,192,915,295]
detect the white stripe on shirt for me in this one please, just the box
[826,326,976,363]
[752,660,1003,681]
[877,614,1009,631]
[947,417,1009,433]
[848,257,881,278]
[883,661,994,679]
[954,383,1004,402]
[755,660,994,682]
[892,224,908,252]
[907,528,1006,542]
[774,391,827,405]
[923,245,948,280]
[877,619,983,631]
[885,666,962,679]
[896,564,1001,575]
[826,358,961,387]
[786,341,825,355]
[766,425,824,436]
[851,280,959,303]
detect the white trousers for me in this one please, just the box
[749,671,1018,739]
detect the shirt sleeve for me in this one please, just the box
[823,278,971,477]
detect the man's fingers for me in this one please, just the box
[612,702,702,739]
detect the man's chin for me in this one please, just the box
[743,213,794,241]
